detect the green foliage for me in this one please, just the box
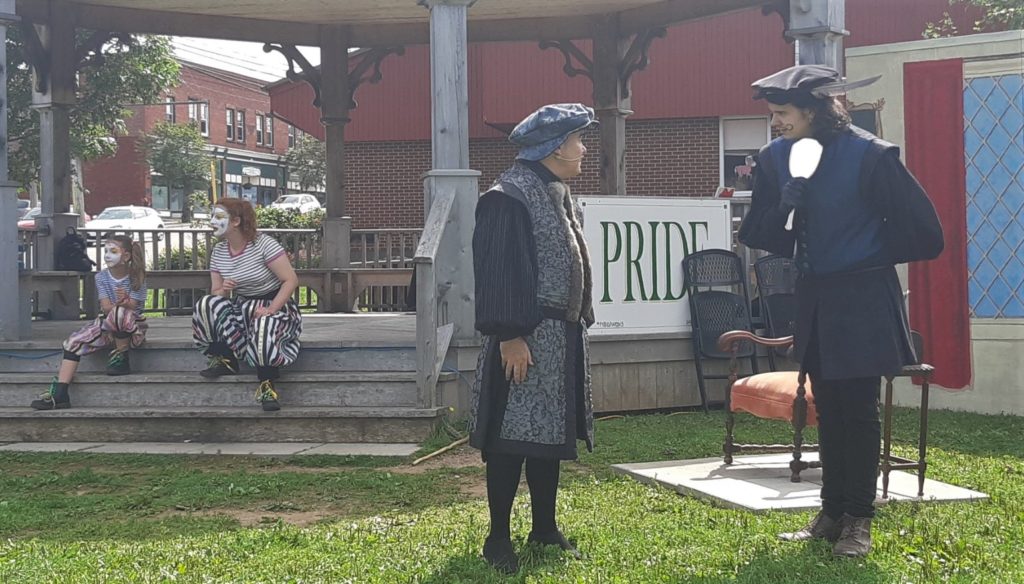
[283,137,327,192]
[255,206,325,230]
[924,0,1024,38]
[139,121,211,221]
[5,33,179,188]
[156,242,208,270]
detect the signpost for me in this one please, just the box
[580,197,733,335]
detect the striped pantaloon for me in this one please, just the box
[63,305,147,360]
[192,294,302,370]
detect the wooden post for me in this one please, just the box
[421,0,478,342]
[592,15,630,197]
[319,26,353,279]
[1,0,27,340]
[30,1,79,318]
[787,0,847,72]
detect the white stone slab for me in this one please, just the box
[298,443,420,457]
[87,442,209,454]
[192,443,323,456]
[614,453,989,512]
[0,442,105,453]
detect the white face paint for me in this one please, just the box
[104,243,123,268]
[210,206,231,237]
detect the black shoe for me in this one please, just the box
[528,530,582,559]
[482,537,519,575]
[779,510,843,543]
[201,354,239,378]
[31,378,71,410]
[106,350,131,376]
[256,380,281,411]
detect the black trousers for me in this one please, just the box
[804,330,882,519]
[484,452,560,541]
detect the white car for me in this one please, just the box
[270,194,322,213]
[84,206,166,242]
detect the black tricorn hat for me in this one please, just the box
[752,64,880,107]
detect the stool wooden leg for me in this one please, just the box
[918,379,930,497]
[882,377,895,499]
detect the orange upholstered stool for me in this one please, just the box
[731,371,818,425]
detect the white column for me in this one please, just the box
[0,0,26,339]
[319,26,353,288]
[592,15,630,197]
[787,0,848,72]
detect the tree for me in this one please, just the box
[139,121,210,222]
[925,0,1024,38]
[284,136,327,194]
[5,31,179,189]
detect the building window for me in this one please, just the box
[226,109,235,141]
[236,111,246,144]
[187,98,209,137]
[164,96,175,123]
[287,124,296,148]
[720,117,770,194]
[265,115,274,147]
[256,114,264,145]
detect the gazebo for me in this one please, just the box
[0,0,848,439]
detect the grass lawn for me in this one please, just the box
[1,409,1021,583]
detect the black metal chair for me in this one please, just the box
[753,255,798,371]
[682,249,759,413]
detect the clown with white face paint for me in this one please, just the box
[209,205,231,238]
[31,235,150,411]
[192,198,302,412]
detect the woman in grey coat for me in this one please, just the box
[469,103,597,574]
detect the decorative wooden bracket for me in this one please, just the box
[347,46,405,109]
[619,27,666,98]
[263,42,323,107]
[762,0,793,42]
[20,20,49,93]
[538,39,593,81]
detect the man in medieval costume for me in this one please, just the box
[469,103,597,574]
[739,65,944,557]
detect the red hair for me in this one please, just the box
[215,198,258,241]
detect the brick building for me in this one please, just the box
[269,0,977,229]
[83,60,304,216]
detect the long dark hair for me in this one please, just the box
[108,234,146,292]
[808,96,852,142]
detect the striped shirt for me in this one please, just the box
[209,234,286,297]
[95,269,148,316]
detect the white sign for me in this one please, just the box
[241,166,262,177]
[580,197,733,335]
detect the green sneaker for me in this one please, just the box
[106,350,131,376]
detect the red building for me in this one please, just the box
[83,60,298,216]
[269,0,976,229]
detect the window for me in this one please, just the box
[287,124,296,148]
[164,96,175,123]
[187,98,209,137]
[236,111,246,144]
[256,114,264,145]
[265,115,274,147]
[226,109,235,141]
[720,117,770,194]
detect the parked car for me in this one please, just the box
[17,207,40,230]
[84,205,165,241]
[269,194,322,213]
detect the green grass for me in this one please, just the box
[1,409,1021,583]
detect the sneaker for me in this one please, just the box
[482,537,519,575]
[30,378,70,410]
[528,530,583,559]
[778,510,843,543]
[833,514,873,557]
[106,350,131,376]
[255,379,280,412]
[201,354,239,378]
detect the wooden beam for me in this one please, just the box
[618,0,766,37]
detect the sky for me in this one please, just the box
[171,37,322,83]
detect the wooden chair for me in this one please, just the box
[717,330,933,497]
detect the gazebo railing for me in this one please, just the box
[413,189,457,408]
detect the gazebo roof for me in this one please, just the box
[17,0,766,45]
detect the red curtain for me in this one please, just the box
[904,58,972,390]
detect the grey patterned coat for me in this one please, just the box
[468,162,595,460]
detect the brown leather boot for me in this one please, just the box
[778,510,843,542]
[832,514,873,557]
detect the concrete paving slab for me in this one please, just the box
[0,442,105,453]
[298,443,420,457]
[87,442,209,455]
[192,443,323,456]
[614,453,989,512]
